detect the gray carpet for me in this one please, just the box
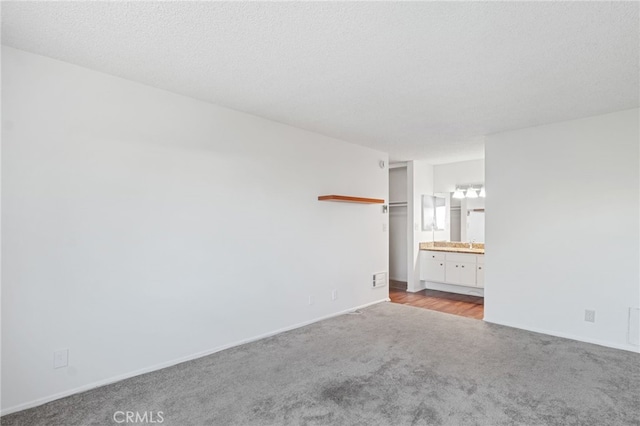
[2,302,639,425]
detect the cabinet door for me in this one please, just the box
[459,262,476,286]
[425,259,445,282]
[446,261,476,286]
[476,264,484,288]
[445,261,460,284]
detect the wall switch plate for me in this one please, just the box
[382,223,388,232]
[54,349,68,369]
[585,309,596,323]
[308,296,314,305]
[331,290,338,301]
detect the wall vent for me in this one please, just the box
[372,272,387,289]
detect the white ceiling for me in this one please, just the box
[2,1,638,163]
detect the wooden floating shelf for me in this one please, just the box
[318,195,385,204]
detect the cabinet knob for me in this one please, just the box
[479,267,482,270]
[456,265,459,268]
[440,263,443,266]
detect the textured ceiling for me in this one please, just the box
[2,2,638,163]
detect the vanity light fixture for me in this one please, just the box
[452,188,465,199]
[454,185,485,198]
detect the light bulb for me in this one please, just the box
[466,188,478,198]
[452,188,465,199]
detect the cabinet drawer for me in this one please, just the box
[446,253,477,263]
[424,251,446,261]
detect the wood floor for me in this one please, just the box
[389,286,484,320]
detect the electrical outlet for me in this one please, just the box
[308,295,314,305]
[629,307,639,346]
[54,349,68,369]
[585,309,596,323]
[382,223,388,232]
[331,290,338,301]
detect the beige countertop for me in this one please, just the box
[419,241,485,255]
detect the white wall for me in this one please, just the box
[433,159,484,193]
[1,47,389,412]
[484,109,640,352]
[389,167,408,281]
[407,161,434,292]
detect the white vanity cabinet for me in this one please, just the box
[420,250,484,288]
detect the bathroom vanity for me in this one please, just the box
[419,242,485,296]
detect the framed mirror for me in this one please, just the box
[421,194,446,231]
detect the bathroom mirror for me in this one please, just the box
[450,192,485,243]
[421,194,446,232]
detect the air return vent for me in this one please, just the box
[372,272,387,289]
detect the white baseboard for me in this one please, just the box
[483,317,640,354]
[423,280,484,297]
[0,298,389,417]
[406,281,426,293]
